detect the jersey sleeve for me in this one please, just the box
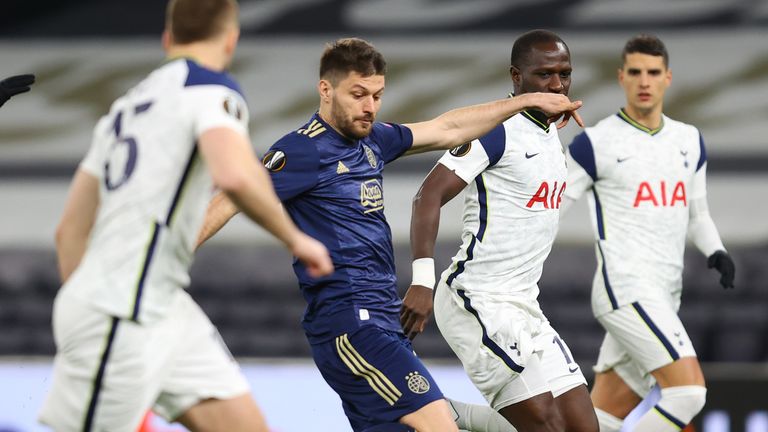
[370,122,413,163]
[438,123,505,184]
[80,115,112,178]
[187,86,250,139]
[696,131,707,172]
[263,137,320,201]
[564,131,597,201]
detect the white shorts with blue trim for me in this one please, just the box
[434,280,586,411]
[594,298,697,397]
[39,289,250,432]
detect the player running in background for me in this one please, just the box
[406,30,597,432]
[39,0,332,430]
[198,37,582,432]
[563,34,735,432]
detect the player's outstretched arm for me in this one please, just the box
[402,164,468,340]
[55,169,100,282]
[403,92,583,156]
[0,74,35,108]
[198,127,333,277]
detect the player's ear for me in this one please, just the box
[161,29,172,51]
[617,67,624,85]
[318,79,333,102]
[509,65,521,85]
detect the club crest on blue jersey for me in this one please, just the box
[406,371,430,394]
[222,95,243,120]
[360,179,384,213]
[262,150,286,172]
[363,145,377,168]
[449,143,472,157]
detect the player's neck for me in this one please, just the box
[166,43,228,72]
[622,105,663,130]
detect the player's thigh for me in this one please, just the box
[434,283,544,410]
[176,394,268,432]
[597,299,696,382]
[153,292,252,424]
[310,325,445,432]
[39,293,168,432]
[591,369,642,419]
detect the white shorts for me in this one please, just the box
[434,281,586,411]
[39,289,250,432]
[594,298,697,397]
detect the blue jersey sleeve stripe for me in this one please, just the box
[456,289,524,373]
[568,132,598,181]
[478,124,506,167]
[632,302,681,361]
[184,59,245,99]
[696,133,707,172]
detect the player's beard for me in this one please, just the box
[331,98,374,140]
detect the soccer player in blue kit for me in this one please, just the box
[199,37,583,431]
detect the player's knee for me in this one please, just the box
[657,385,707,425]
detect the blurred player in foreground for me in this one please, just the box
[563,34,735,431]
[198,37,582,431]
[406,30,597,432]
[39,0,331,430]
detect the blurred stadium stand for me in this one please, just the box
[1,0,767,370]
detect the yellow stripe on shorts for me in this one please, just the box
[335,334,402,405]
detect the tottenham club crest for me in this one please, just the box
[363,145,377,168]
[262,150,286,172]
[449,143,472,157]
[406,371,430,394]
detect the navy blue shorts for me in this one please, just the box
[310,325,444,431]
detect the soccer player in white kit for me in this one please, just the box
[404,30,597,432]
[563,34,735,432]
[38,1,333,431]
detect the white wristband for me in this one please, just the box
[411,258,436,289]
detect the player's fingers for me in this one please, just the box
[572,109,585,128]
[556,112,571,129]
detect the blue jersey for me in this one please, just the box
[263,113,413,343]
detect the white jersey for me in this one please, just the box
[438,111,567,314]
[565,110,707,317]
[64,58,249,323]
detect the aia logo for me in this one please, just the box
[526,181,566,209]
[633,181,687,207]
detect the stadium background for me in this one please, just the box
[0,0,766,430]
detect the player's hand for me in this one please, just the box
[400,284,434,340]
[707,250,735,289]
[528,93,584,128]
[291,233,334,278]
[0,74,35,108]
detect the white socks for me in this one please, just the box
[447,398,517,432]
[631,386,706,431]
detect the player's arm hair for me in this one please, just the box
[55,169,100,283]
[403,93,582,155]
[196,191,239,248]
[411,163,468,259]
[198,127,302,251]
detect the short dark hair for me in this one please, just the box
[510,29,568,68]
[319,38,387,86]
[166,0,238,45]
[622,34,669,68]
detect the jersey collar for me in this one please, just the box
[508,92,550,132]
[617,108,664,136]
